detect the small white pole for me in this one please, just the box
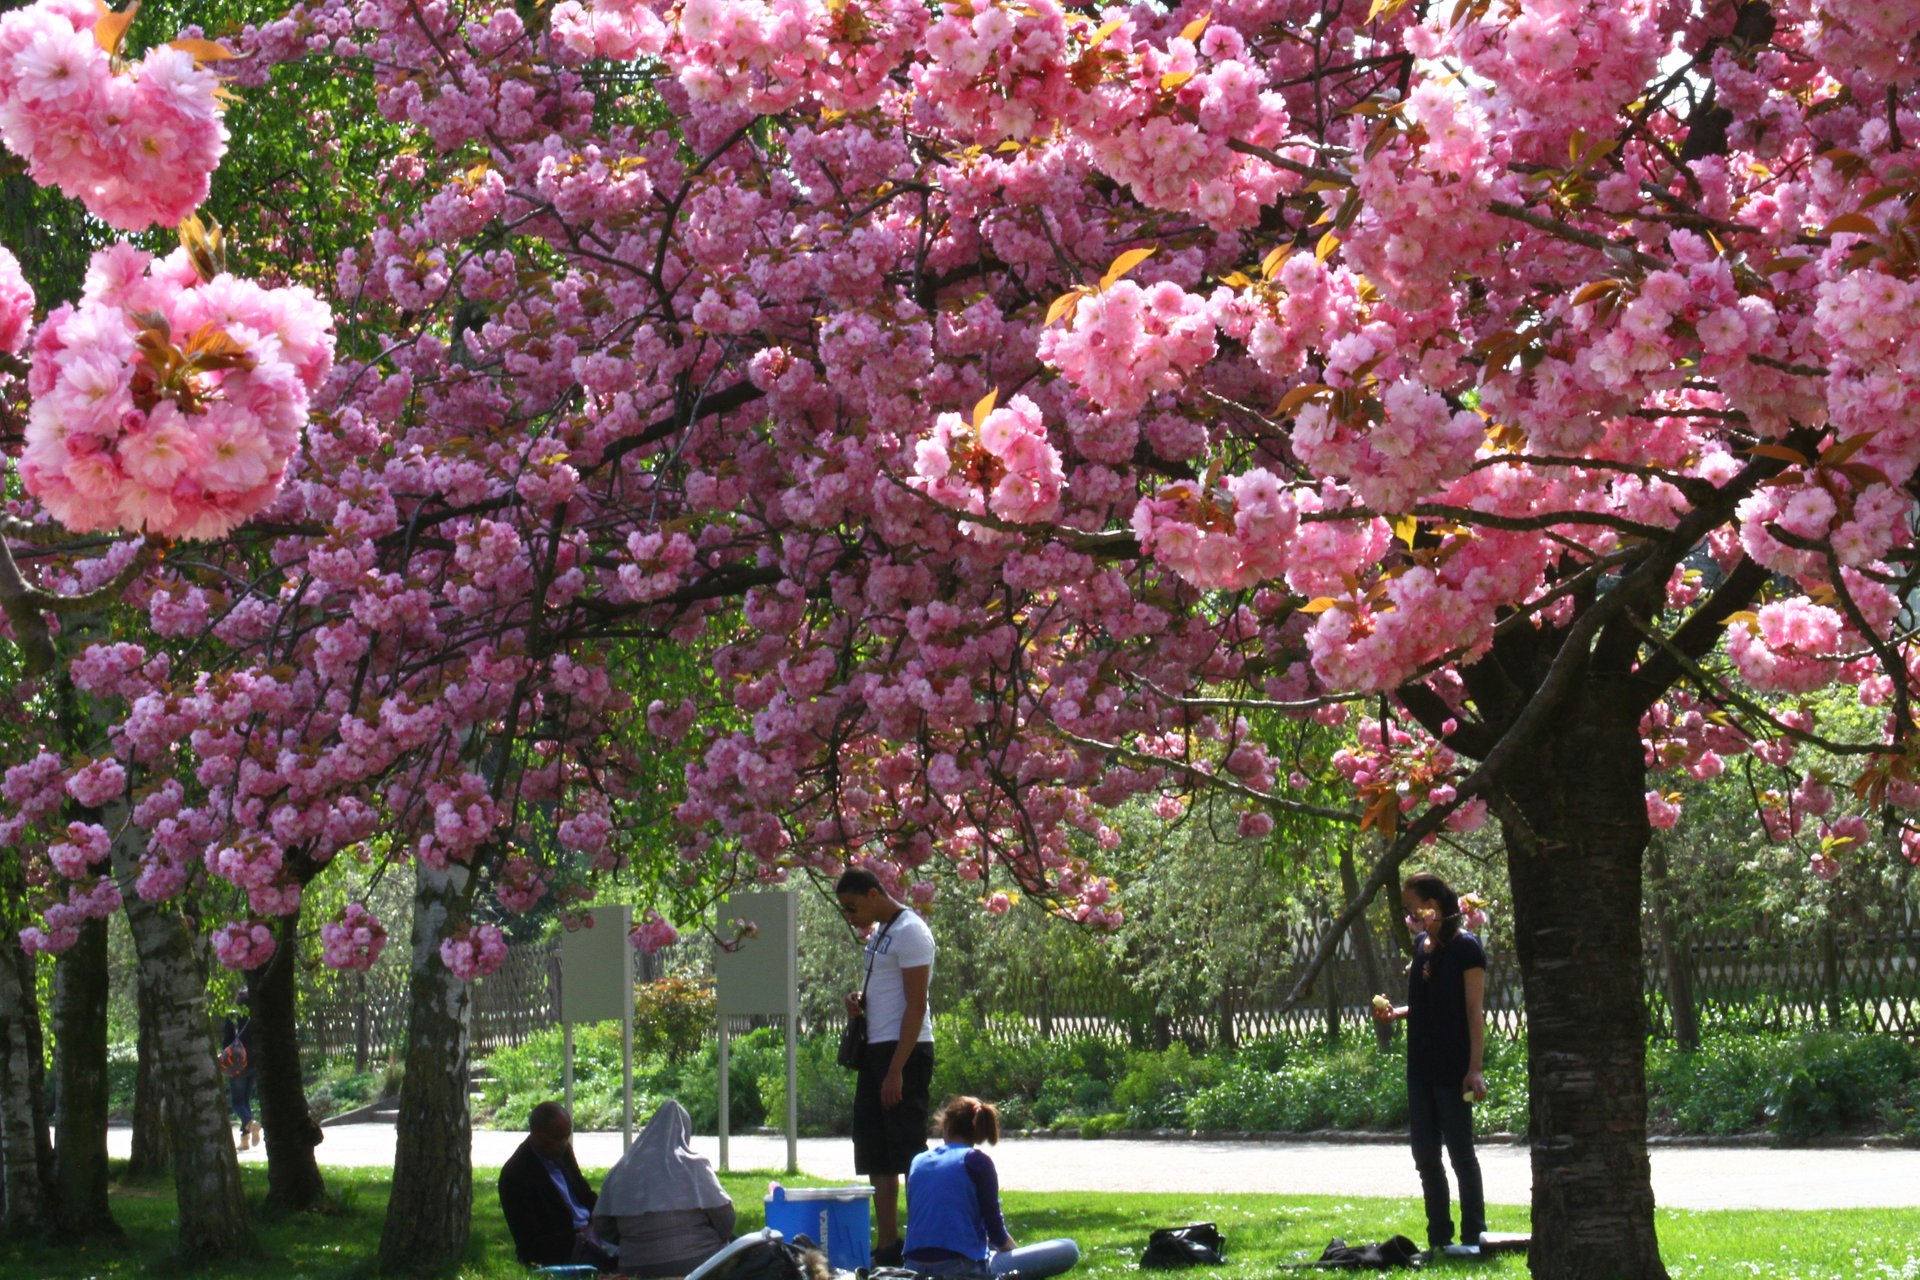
[785,893,799,1175]
[718,1023,731,1172]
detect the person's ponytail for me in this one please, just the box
[938,1095,1000,1146]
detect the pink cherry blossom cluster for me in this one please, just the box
[494,856,549,912]
[21,244,334,540]
[0,0,229,231]
[1071,20,1293,228]
[1458,892,1492,933]
[19,876,120,955]
[320,903,389,972]
[1292,381,1485,516]
[1421,0,1670,163]
[212,920,277,969]
[1332,717,1488,836]
[1129,469,1296,590]
[1039,280,1217,416]
[0,245,31,355]
[439,923,509,980]
[913,394,1063,525]
[1645,791,1681,830]
[629,909,679,954]
[1339,80,1510,313]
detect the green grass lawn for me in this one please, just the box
[2,1163,1915,1279]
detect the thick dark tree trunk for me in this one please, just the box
[1500,682,1667,1280]
[248,914,327,1212]
[107,834,251,1259]
[0,940,54,1234]
[50,915,117,1238]
[377,862,475,1274]
[126,975,173,1178]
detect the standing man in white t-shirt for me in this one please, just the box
[836,867,935,1267]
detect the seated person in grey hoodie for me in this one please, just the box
[592,1100,736,1277]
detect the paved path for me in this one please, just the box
[109,1126,1920,1212]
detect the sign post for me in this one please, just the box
[559,904,635,1150]
[712,891,800,1174]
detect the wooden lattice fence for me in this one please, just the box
[304,940,563,1066]
[977,905,1920,1046]
[303,899,1920,1064]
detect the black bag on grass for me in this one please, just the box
[1140,1223,1227,1269]
[1312,1236,1423,1270]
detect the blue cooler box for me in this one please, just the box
[764,1184,875,1272]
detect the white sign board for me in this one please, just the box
[558,904,635,1149]
[712,891,799,1173]
[560,904,634,1022]
[713,891,797,1014]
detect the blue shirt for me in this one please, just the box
[905,1142,1008,1263]
[537,1152,591,1230]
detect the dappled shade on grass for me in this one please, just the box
[1,1164,1914,1278]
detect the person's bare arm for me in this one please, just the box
[1463,966,1488,1101]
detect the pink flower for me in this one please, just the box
[21,246,333,539]
[439,923,508,980]
[0,1,229,230]
[629,909,679,954]
[0,246,31,354]
[320,904,388,972]
[212,920,277,969]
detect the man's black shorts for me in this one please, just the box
[852,1040,934,1176]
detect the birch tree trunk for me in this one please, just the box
[126,975,173,1178]
[108,832,250,1259]
[377,860,475,1273]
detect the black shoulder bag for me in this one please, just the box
[836,912,901,1071]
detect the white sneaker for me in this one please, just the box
[1441,1243,1481,1257]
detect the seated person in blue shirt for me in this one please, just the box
[904,1096,1079,1280]
[498,1101,617,1272]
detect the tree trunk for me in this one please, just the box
[108,835,251,1259]
[51,915,117,1238]
[1646,841,1698,1052]
[126,975,173,1178]
[377,861,475,1274]
[248,913,327,1212]
[0,940,54,1234]
[1500,683,1668,1280]
[1340,840,1393,1051]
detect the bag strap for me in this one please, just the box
[859,911,904,1003]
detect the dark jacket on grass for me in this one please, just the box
[499,1137,599,1266]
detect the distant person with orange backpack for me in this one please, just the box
[220,995,260,1150]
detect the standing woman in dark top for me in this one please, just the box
[1372,872,1487,1258]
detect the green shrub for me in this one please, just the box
[676,1027,786,1132]
[1766,1033,1919,1142]
[1648,1035,1779,1135]
[1112,1044,1220,1128]
[634,975,718,1061]
[757,1033,855,1135]
[479,1023,680,1131]
[1179,1032,1526,1136]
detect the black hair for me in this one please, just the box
[529,1100,569,1133]
[1403,872,1464,977]
[834,867,884,897]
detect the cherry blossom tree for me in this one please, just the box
[6,0,1920,1276]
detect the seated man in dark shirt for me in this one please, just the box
[498,1101,617,1271]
